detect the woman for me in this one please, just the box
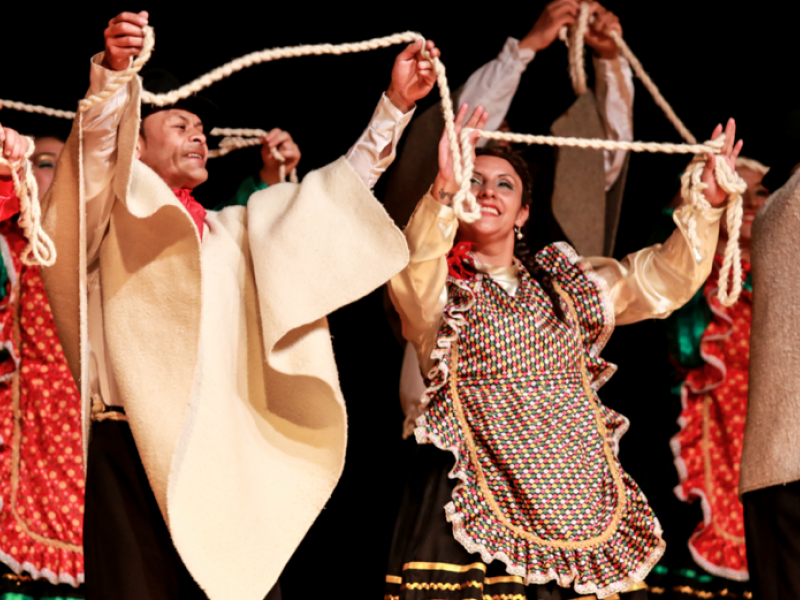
[0,128,85,600]
[386,105,741,599]
[656,158,768,592]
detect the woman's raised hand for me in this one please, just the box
[433,104,489,206]
[0,124,29,177]
[702,119,744,207]
[435,104,489,193]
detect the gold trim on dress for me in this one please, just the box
[484,575,524,585]
[702,395,746,545]
[8,278,83,554]
[385,575,402,585]
[445,283,626,549]
[402,581,483,591]
[402,561,488,573]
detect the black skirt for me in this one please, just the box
[385,441,650,600]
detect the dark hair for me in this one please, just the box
[475,147,567,323]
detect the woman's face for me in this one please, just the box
[458,155,529,244]
[31,137,65,200]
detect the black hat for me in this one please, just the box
[140,69,218,131]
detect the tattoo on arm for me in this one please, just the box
[437,188,455,206]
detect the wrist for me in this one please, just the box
[593,47,619,60]
[519,33,545,53]
[433,175,460,207]
[260,165,281,186]
[386,85,415,114]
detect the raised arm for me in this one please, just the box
[584,3,634,191]
[345,39,439,189]
[589,120,742,324]
[388,105,488,374]
[83,11,148,264]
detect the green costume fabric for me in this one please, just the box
[216,173,268,210]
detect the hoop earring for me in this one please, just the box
[515,226,524,240]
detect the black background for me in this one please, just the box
[2,1,798,596]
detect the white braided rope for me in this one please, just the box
[140,32,422,107]
[0,100,76,120]
[568,2,591,96]
[208,128,298,183]
[0,137,57,267]
[608,31,696,144]
[677,134,747,306]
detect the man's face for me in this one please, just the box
[31,137,65,201]
[136,109,208,190]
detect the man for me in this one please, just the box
[39,10,439,600]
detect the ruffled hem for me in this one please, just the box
[671,389,748,581]
[418,402,665,598]
[0,507,83,586]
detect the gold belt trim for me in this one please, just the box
[91,395,128,423]
[446,283,626,549]
[8,282,83,554]
[702,395,746,545]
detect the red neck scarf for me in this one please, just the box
[172,188,206,241]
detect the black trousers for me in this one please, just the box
[743,479,800,600]
[84,419,281,600]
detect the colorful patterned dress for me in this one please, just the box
[386,242,664,599]
[669,257,751,581]
[0,218,84,598]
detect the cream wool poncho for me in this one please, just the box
[39,74,409,600]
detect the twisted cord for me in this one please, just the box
[141,32,422,106]
[568,2,591,95]
[474,130,716,154]
[0,137,57,267]
[79,26,156,112]
[677,134,747,306]
[208,127,298,182]
[0,100,76,120]
[608,31,696,144]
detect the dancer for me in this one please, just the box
[391,0,633,436]
[0,128,84,600]
[386,106,741,599]
[650,159,768,592]
[38,10,438,600]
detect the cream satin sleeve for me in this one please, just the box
[588,202,723,325]
[388,191,458,375]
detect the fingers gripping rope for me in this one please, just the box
[208,128,299,183]
[0,138,57,267]
[677,135,747,306]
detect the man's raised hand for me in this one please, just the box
[386,39,440,114]
[0,125,29,177]
[260,129,301,185]
[520,0,580,53]
[103,11,149,71]
[584,4,623,59]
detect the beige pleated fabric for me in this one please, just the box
[40,74,409,600]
